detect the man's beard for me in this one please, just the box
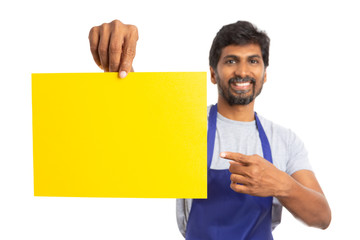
[217,75,264,106]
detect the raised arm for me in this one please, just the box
[89,20,138,78]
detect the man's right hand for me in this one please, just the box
[89,20,138,78]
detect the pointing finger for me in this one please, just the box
[220,152,251,164]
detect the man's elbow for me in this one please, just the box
[319,211,331,230]
[304,208,332,230]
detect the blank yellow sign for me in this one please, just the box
[32,72,207,198]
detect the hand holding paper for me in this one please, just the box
[89,20,138,78]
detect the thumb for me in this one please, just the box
[119,33,137,78]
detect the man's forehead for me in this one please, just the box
[220,44,262,58]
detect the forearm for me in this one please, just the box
[223,152,331,229]
[276,171,331,229]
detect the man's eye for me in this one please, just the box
[250,59,259,64]
[226,59,236,64]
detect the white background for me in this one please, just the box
[1,0,359,239]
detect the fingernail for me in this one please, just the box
[119,71,127,78]
[220,152,226,157]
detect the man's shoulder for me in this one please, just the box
[257,114,288,132]
[206,104,299,142]
[257,114,300,145]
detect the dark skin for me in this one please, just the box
[212,44,331,229]
[89,20,331,229]
[89,20,138,77]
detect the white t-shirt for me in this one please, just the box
[176,106,312,237]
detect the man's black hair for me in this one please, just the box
[209,21,270,70]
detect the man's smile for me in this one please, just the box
[231,81,253,92]
[227,76,256,94]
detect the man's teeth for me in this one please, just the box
[235,82,250,86]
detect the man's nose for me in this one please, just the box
[234,63,249,78]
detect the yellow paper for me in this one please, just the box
[32,72,207,198]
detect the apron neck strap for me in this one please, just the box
[207,104,273,170]
[255,112,273,163]
[207,104,218,169]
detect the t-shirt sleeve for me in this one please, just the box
[176,198,192,238]
[286,130,312,176]
[176,199,186,237]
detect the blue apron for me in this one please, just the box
[185,104,273,240]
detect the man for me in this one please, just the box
[89,20,331,239]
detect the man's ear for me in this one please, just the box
[210,66,217,84]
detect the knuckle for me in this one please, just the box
[100,23,109,33]
[98,46,108,55]
[235,185,243,193]
[230,174,236,182]
[123,47,136,57]
[250,154,259,163]
[111,19,123,26]
[250,168,259,176]
[89,26,99,38]
[111,19,124,31]
[109,63,119,71]
[127,24,138,33]
[90,45,98,53]
[109,42,122,53]
[121,61,131,69]
[127,25,139,39]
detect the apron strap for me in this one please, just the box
[207,104,218,169]
[207,105,273,167]
[255,112,273,163]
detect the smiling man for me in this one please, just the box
[89,20,331,240]
[214,44,265,107]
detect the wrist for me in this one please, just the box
[274,172,297,198]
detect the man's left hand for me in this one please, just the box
[220,152,291,197]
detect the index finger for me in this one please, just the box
[220,152,251,164]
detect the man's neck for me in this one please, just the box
[217,97,255,122]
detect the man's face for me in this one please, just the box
[211,44,267,106]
